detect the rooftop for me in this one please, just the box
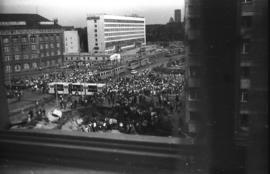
[0,13,62,30]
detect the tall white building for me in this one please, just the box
[86,14,146,54]
[64,30,80,53]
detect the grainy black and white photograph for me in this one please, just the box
[0,0,268,173]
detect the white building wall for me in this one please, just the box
[87,14,146,54]
[64,30,80,53]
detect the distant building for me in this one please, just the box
[63,27,80,53]
[174,9,181,23]
[168,17,174,23]
[0,13,64,83]
[86,14,146,54]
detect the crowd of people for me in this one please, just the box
[9,60,185,136]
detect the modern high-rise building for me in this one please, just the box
[86,14,146,54]
[174,9,181,23]
[63,27,80,53]
[0,14,64,83]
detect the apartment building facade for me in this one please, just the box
[0,14,64,83]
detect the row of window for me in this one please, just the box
[188,111,249,129]
[104,28,144,32]
[105,24,144,27]
[105,31,145,37]
[4,50,61,61]
[65,56,107,61]
[189,66,250,78]
[105,34,145,41]
[188,87,248,103]
[5,59,62,72]
[105,38,145,48]
[104,19,144,23]
[2,34,60,44]
[188,38,250,55]
[3,43,61,53]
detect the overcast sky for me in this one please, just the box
[0,0,185,27]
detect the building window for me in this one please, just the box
[4,55,11,62]
[57,50,61,55]
[240,89,248,103]
[241,0,252,3]
[51,51,55,56]
[39,37,43,42]
[30,36,36,43]
[190,112,201,121]
[4,47,10,53]
[50,43,54,48]
[23,63,30,70]
[46,52,50,57]
[241,66,250,78]
[14,54,20,60]
[14,46,20,52]
[189,40,197,53]
[95,34,98,37]
[240,113,249,131]
[95,25,97,27]
[56,35,60,41]
[41,53,44,57]
[46,61,50,66]
[21,37,27,42]
[12,37,18,43]
[31,54,37,59]
[95,39,98,42]
[189,87,200,100]
[32,62,37,69]
[40,44,44,49]
[190,66,200,78]
[14,64,21,72]
[50,35,54,41]
[241,39,250,54]
[31,45,37,50]
[23,55,29,59]
[45,36,49,41]
[241,16,252,28]
[45,44,49,49]
[3,38,9,44]
[190,18,199,29]
[21,45,28,51]
[94,29,97,32]
[56,43,60,48]
[5,65,11,72]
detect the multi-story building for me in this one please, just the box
[64,27,80,53]
[0,13,64,83]
[174,9,181,23]
[86,14,146,54]
[184,0,268,172]
[236,0,255,137]
[184,0,202,133]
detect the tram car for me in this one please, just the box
[48,82,106,96]
[98,66,126,80]
[48,82,69,95]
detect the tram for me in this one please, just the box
[48,82,106,96]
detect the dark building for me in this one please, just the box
[174,9,181,23]
[0,13,64,84]
[184,0,268,173]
